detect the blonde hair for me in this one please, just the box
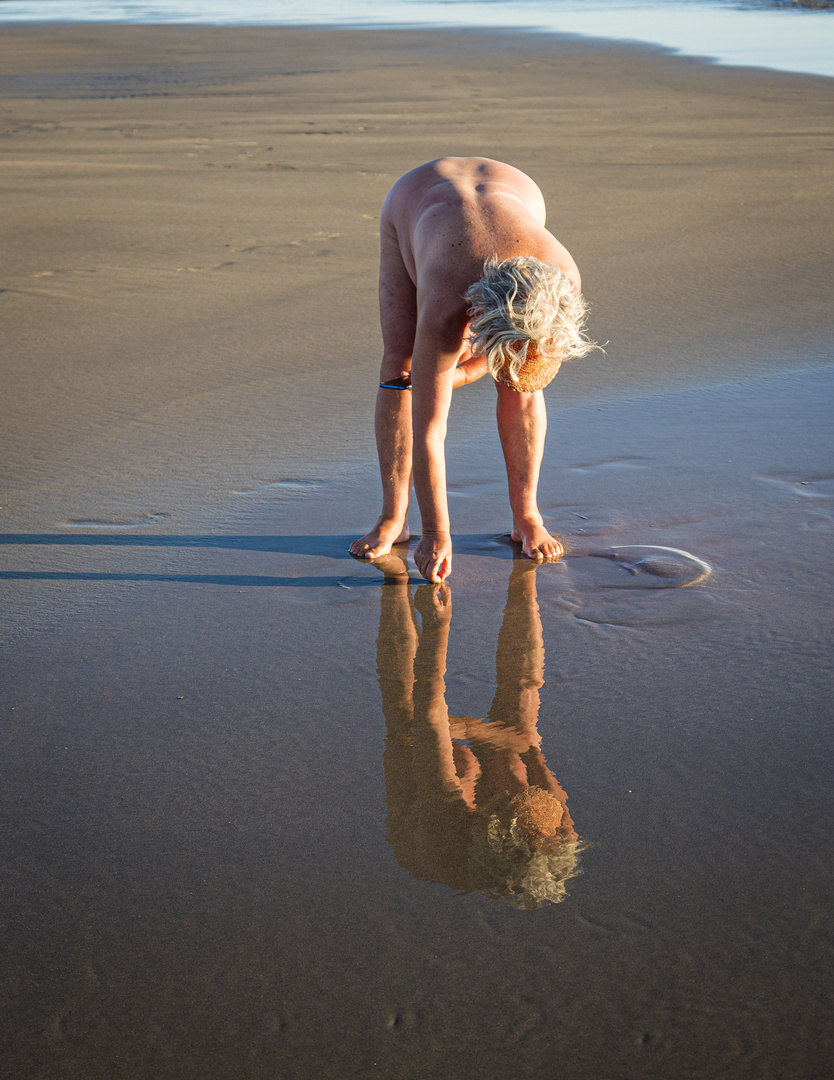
[478,814,583,910]
[465,256,598,387]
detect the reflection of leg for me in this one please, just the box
[496,384,563,560]
[478,561,574,838]
[377,580,418,745]
[378,580,421,873]
[488,560,545,745]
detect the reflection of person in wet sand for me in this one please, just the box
[377,557,581,909]
[350,157,597,583]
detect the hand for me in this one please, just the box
[414,533,452,583]
[452,355,489,389]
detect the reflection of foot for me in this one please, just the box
[510,518,563,560]
[365,552,411,580]
[349,518,410,560]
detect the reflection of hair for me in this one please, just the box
[475,815,582,910]
[464,787,583,909]
[465,256,597,387]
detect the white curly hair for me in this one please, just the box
[464,256,598,386]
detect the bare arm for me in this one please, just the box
[410,306,468,582]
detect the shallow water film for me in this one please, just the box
[2,369,833,1079]
[2,0,834,78]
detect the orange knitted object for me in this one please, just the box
[510,786,565,849]
[492,342,562,393]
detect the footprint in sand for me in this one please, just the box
[585,545,711,589]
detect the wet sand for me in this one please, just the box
[1,23,833,1080]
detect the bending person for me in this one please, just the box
[350,157,597,582]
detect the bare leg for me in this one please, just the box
[495,383,563,560]
[349,384,413,558]
[351,220,419,560]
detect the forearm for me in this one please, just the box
[410,346,455,535]
[412,430,450,536]
[408,307,465,578]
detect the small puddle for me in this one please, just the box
[578,545,711,589]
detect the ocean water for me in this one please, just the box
[0,0,832,79]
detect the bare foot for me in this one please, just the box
[511,518,564,561]
[349,517,410,560]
